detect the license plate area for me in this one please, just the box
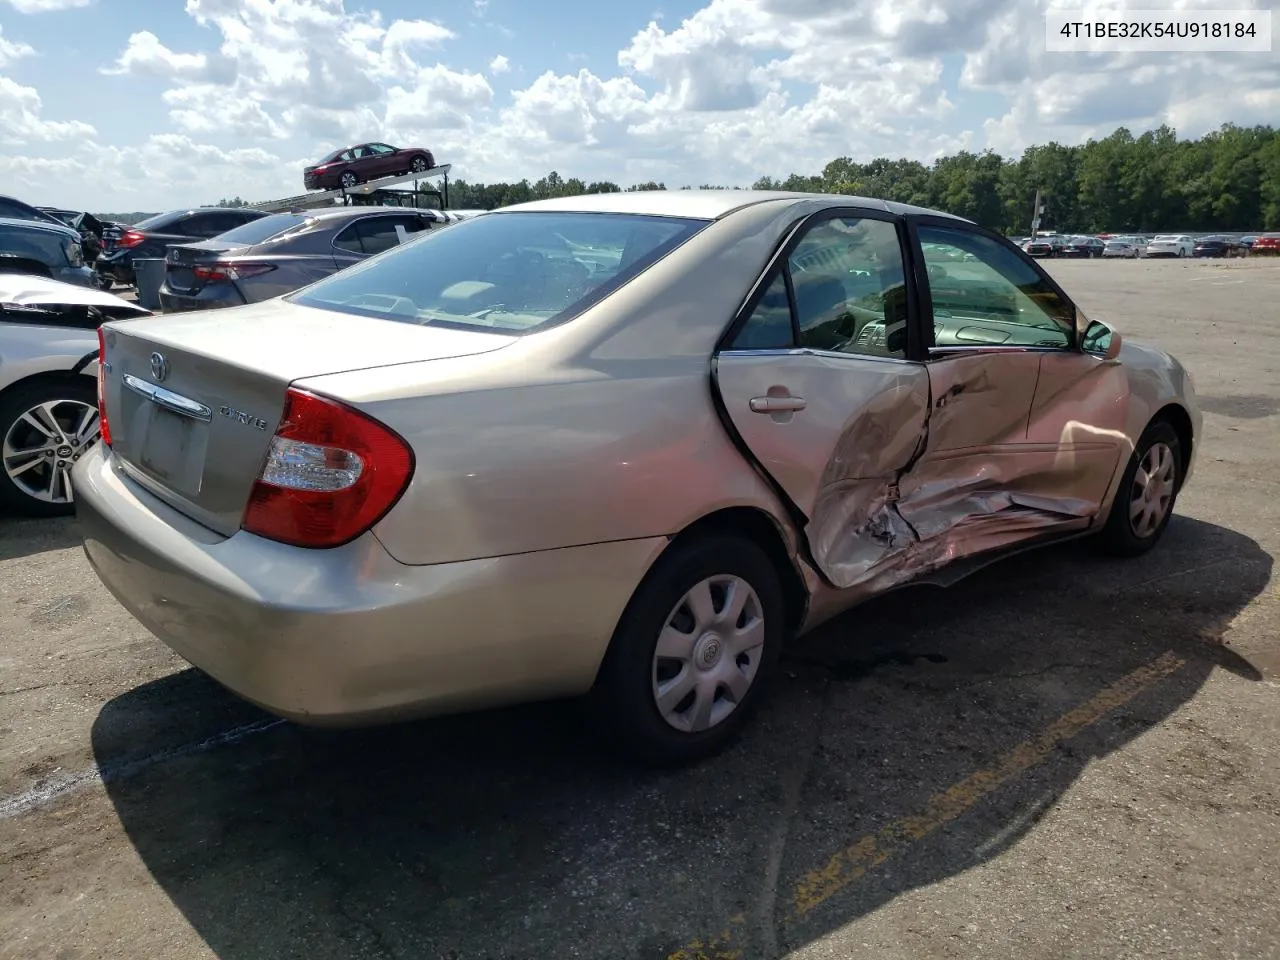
[137,405,208,496]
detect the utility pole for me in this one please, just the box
[1030,190,1046,239]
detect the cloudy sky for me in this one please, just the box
[1,0,1277,211]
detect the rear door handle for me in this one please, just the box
[750,395,807,413]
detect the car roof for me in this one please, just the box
[0,215,78,237]
[300,205,433,221]
[495,189,968,222]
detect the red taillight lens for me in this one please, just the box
[193,262,276,282]
[240,388,414,548]
[96,325,112,446]
[118,230,145,249]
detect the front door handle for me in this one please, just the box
[750,395,807,413]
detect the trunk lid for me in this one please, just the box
[164,241,245,294]
[101,298,517,536]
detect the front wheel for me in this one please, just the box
[410,155,430,172]
[0,378,100,517]
[1097,419,1182,557]
[590,535,786,767]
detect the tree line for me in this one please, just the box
[443,123,1280,233]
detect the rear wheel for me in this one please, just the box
[0,378,99,517]
[1097,419,1182,557]
[591,535,785,767]
[340,171,358,188]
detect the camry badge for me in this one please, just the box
[150,352,169,382]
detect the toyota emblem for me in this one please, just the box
[150,352,169,382]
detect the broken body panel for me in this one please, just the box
[715,343,1132,594]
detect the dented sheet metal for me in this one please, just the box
[717,342,1138,592]
[714,350,931,587]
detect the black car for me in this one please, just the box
[0,194,65,228]
[37,207,108,263]
[1192,235,1248,258]
[1058,236,1105,259]
[1023,236,1062,258]
[94,207,269,288]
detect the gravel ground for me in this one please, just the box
[2,257,1278,960]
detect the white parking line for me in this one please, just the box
[0,718,285,820]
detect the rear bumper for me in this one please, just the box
[95,256,134,284]
[158,283,246,313]
[72,444,665,725]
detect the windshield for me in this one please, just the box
[214,213,311,245]
[289,211,709,334]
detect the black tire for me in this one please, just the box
[1096,418,1183,558]
[590,535,786,767]
[340,171,358,188]
[410,155,430,172]
[0,377,99,518]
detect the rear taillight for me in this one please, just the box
[240,388,414,548]
[193,262,276,282]
[118,230,145,249]
[96,326,112,446]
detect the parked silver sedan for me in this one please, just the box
[74,190,1201,766]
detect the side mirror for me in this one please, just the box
[1082,318,1123,360]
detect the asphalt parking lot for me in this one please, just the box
[3,257,1279,960]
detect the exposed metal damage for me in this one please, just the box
[800,352,1129,594]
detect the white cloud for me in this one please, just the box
[0,25,35,66]
[1,0,1275,210]
[0,75,96,142]
[102,30,229,82]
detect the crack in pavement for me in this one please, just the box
[0,717,286,820]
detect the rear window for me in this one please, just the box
[214,213,311,245]
[289,211,708,334]
[130,211,186,231]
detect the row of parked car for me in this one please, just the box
[1013,232,1279,259]
[1,191,479,303]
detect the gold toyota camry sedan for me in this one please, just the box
[74,190,1201,766]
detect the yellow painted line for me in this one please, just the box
[665,913,747,960]
[666,651,1187,959]
[790,651,1187,919]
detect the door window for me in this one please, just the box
[332,222,364,255]
[333,215,429,256]
[728,215,909,360]
[918,224,1074,349]
[367,143,396,155]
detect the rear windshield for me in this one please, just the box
[214,213,311,245]
[289,211,709,334]
[130,211,186,231]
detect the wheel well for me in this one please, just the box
[667,507,809,634]
[0,369,94,406]
[1152,403,1194,483]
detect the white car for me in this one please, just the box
[1102,236,1148,259]
[0,274,148,515]
[1144,235,1194,258]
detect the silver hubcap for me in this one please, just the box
[1129,441,1176,538]
[651,575,766,733]
[2,399,99,504]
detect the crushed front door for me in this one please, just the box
[714,348,931,589]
